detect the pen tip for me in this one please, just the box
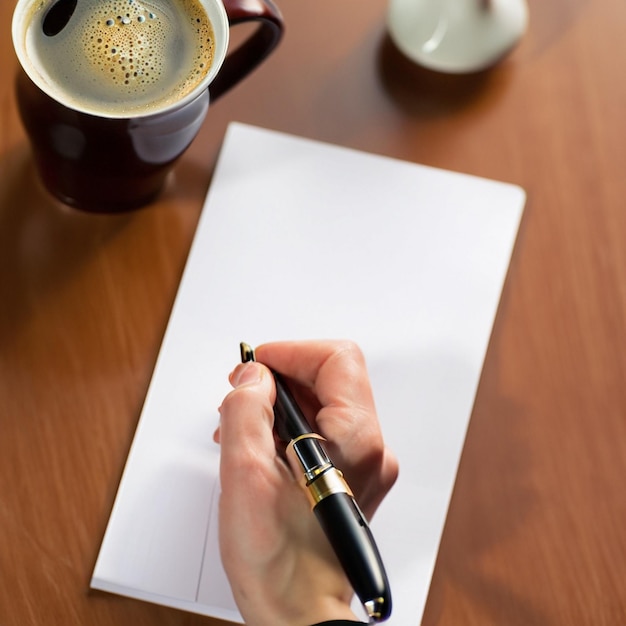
[240,342,256,363]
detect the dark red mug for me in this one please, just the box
[12,0,283,212]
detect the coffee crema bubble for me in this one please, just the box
[26,0,215,116]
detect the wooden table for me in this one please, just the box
[2,0,625,624]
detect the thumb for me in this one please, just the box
[217,362,277,470]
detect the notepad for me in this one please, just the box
[91,122,525,624]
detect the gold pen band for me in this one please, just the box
[305,465,353,508]
[286,434,354,508]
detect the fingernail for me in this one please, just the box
[229,362,263,387]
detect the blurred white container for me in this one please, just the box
[387,0,528,73]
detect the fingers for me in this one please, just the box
[255,340,376,445]
[255,340,399,518]
[255,340,375,412]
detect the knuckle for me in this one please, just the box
[326,340,367,381]
[332,339,365,364]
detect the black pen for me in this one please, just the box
[239,343,392,622]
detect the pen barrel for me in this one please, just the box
[313,491,392,622]
[273,371,313,441]
[263,362,392,620]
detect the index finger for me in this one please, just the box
[255,340,376,417]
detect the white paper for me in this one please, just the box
[91,122,525,624]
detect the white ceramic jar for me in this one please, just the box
[387,0,528,73]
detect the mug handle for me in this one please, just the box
[209,0,283,101]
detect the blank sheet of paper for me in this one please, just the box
[91,122,525,624]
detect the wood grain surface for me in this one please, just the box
[1,1,625,624]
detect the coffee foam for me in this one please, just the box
[26,0,215,116]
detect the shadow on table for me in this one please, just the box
[0,145,134,347]
[0,140,210,355]
[420,259,551,624]
[376,33,511,119]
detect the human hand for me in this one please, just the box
[215,340,398,626]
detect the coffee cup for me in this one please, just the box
[12,0,283,212]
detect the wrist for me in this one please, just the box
[310,621,368,625]
[237,591,359,626]
[296,595,360,626]
[286,602,360,626]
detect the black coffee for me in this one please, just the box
[20,0,215,117]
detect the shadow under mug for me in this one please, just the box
[12,0,283,213]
